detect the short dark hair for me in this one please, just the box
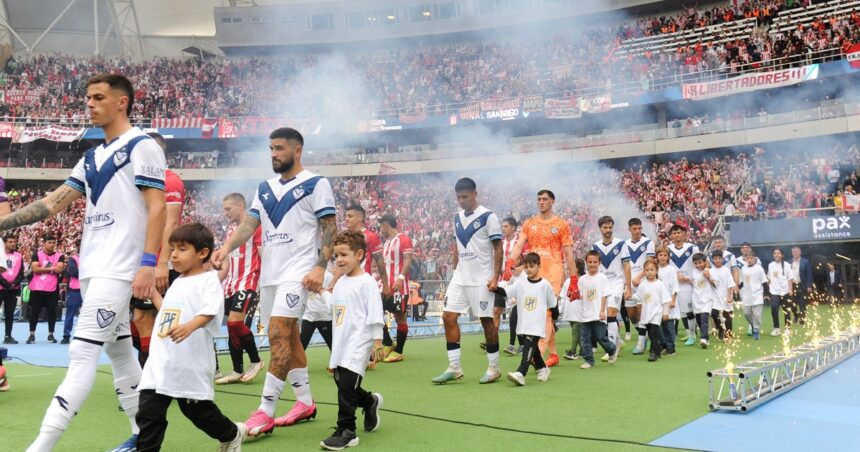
[791,245,801,251]
[346,203,366,218]
[537,189,555,200]
[4,234,16,242]
[43,235,57,242]
[269,127,304,146]
[222,193,246,206]
[597,216,614,227]
[147,132,167,152]
[585,250,600,260]
[669,224,687,233]
[454,177,477,192]
[711,250,724,259]
[523,252,541,266]
[379,214,397,228]
[86,73,134,116]
[628,218,642,227]
[741,242,752,248]
[168,223,215,263]
[692,252,706,262]
[333,230,367,256]
[502,217,518,229]
[713,235,725,241]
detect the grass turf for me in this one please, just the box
[2,303,856,451]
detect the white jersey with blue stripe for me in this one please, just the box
[669,242,700,292]
[452,205,502,286]
[708,249,739,270]
[66,127,165,281]
[737,255,762,270]
[625,237,655,276]
[249,169,335,287]
[593,237,630,296]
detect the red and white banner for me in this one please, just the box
[580,93,613,114]
[843,194,860,210]
[13,125,83,143]
[544,97,581,119]
[152,117,208,128]
[0,122,16,138]
[378,163,396,176]
[3,88,44,105]
[218,116,321,138]
[683,65,819,100]
[846,43,860,69]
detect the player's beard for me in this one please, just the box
[272,155,295,174]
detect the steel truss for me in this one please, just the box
[707,329,860,412]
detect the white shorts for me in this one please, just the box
[624,294,640,308]
[443,282,494,318]
[260,281,308,325]
[75,278,133,343]
[677,289,693,315]
[606,293,622,311]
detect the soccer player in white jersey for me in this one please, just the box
[0,74,167,452]
[432,178,503,385]
[709,235,740,287]
[667,224,700,346]
[624,217,655,355]
[592,216,631,360]
[211,127,337,438]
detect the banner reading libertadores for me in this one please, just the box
[682,65,819,100]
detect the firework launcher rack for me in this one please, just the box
[707,328,860,412]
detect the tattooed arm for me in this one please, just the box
[304,215,337,293]
[0,184,82,232]
[210,215,261,270]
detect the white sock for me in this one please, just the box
[259,372,285,417]
[607,321,619,346]
[637,335,647,349]
[447,348,462,370]
[287,368,313,406]
[487,351,499,368]
[105,340,142,435]
[29,340,102,451]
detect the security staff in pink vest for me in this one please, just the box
[2,235,23,344]
[26,234,65,344]
[61,241,82,344]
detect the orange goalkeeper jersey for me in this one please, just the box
[520,215,572,295]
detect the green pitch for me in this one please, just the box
[3,304,854,451]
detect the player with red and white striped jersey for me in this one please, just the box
[216,193,264,385]
[343,203,390,297]
[378,213,412,363]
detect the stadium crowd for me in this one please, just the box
[0,1,846,122]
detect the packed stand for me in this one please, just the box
[1,1,847,122]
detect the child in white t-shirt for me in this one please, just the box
[560,261,585,361]
[740,254,767,340]
[710,251,736,341]
[137,223,245,451]
[634,260,670,362]
[301,269,334,350]
[505,253,557,386]
[691,253,717,348]
[574,251,618,368]
[323,231,386,450]
[655,247,679,355]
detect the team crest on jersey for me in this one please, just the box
[550,227,558,234]
[286,293,300,308]
[472,221,481,230]
[586,289,596,301]
[524,296,537,311]
[685,250,691,257]
[613,248,619,255]
[640,245,646,252]
[644,293,652,304]
[292,187,305,199]
[157,309,181,338]
[113,149,129,167]
[96,308,116,328]
[334,305,346,326]
[479,300,489,311]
